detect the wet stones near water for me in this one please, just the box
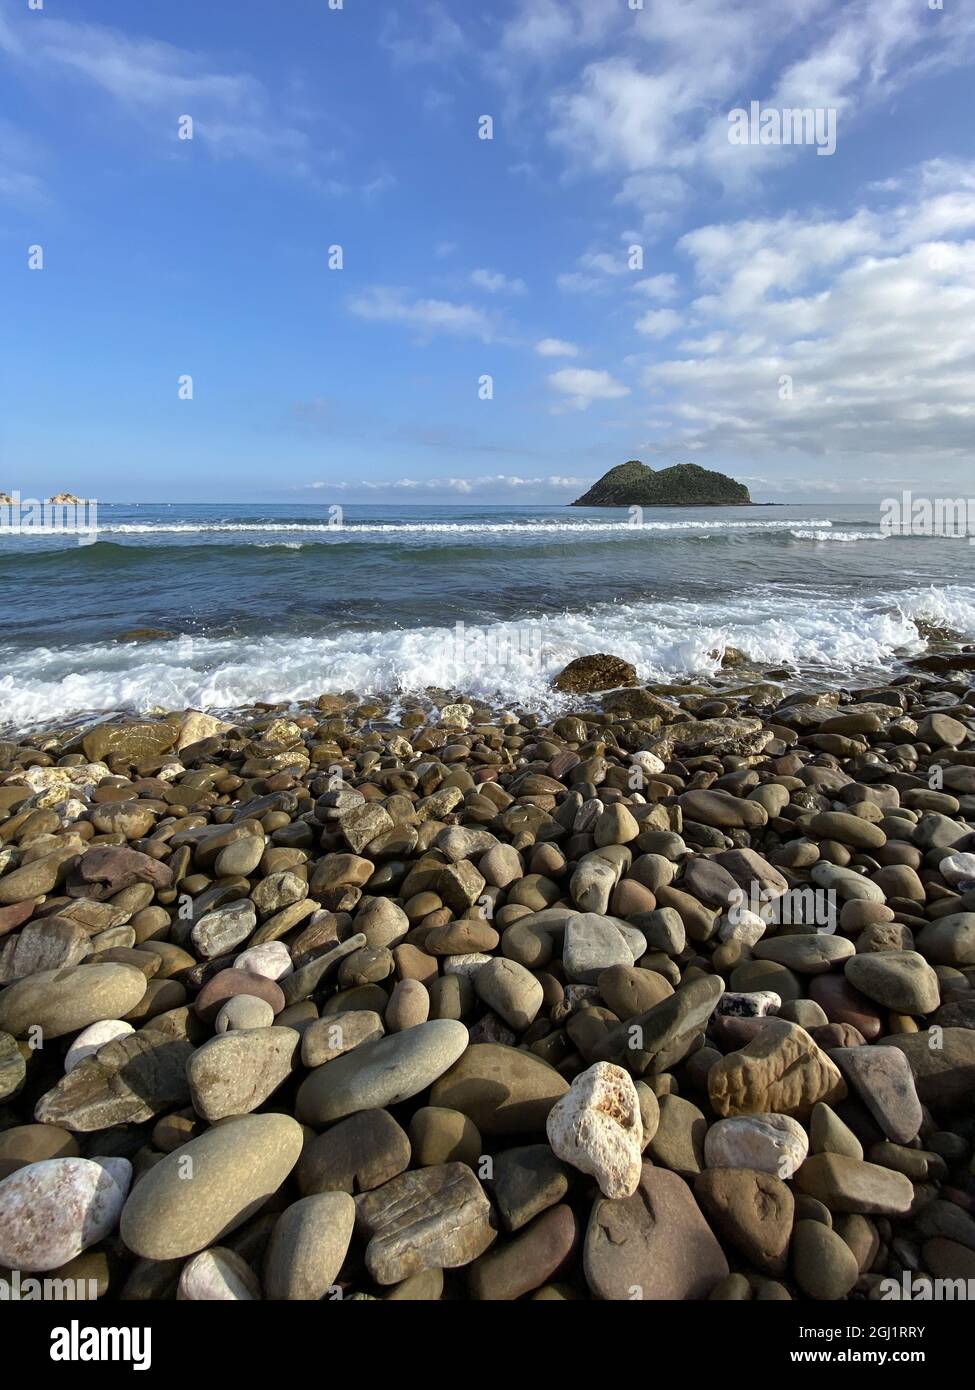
[552,654,637,694]
[0,677,972,1301]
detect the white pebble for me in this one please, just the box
[0,1157,131,1272]
[713,990,782,1018]
[177,1247,261,1300]
[234,941,293,981]
[704,1114,808,1179]
[939,852,975,887]
[64,1020,135,1073]
[443,953,492,979]
[718,909,767,946]
[546,1061,643,1199]
[629,750,666,776]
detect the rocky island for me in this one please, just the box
[572,461,752,508]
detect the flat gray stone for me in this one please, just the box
[830,1045,922,1144]
[191,900,257,959]
[563,914,632,984]
[296,1019,469,1125]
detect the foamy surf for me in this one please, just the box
[4,584,973,735]
[790,529,890,542]
[92,517,838,536]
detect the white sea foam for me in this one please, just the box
[3,585,973,733]
[790,529,889,542]
[91,518,838,537]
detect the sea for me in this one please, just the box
[3,500,975,735]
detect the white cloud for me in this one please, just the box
[538,0,975,226]
[578,250,628,276]
[471,268,527,295]
[635,309,680,338]
[547,367,630,411]
[558,251,680,300]
[348,287,499,342]
[495,0,619,64]
[0,8,328,178]
[557,271,605,295]
[633,274,678,301]
[380,3,466,65]
[535,338,579,357]
[298,473,591,494]
[636,166,975,476]
[676,333,727,355]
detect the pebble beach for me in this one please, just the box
[1,652,974,1303]
[9,0,975,1339]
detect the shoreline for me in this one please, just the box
[1,657,973,1299]
[6,622,974,749]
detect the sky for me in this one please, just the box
[2,0,974,504]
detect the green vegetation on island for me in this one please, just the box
[571,460,752,507]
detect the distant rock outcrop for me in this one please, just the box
[49,493,83,504]
[572,461,752,507]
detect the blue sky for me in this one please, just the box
[2,0,974,503]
